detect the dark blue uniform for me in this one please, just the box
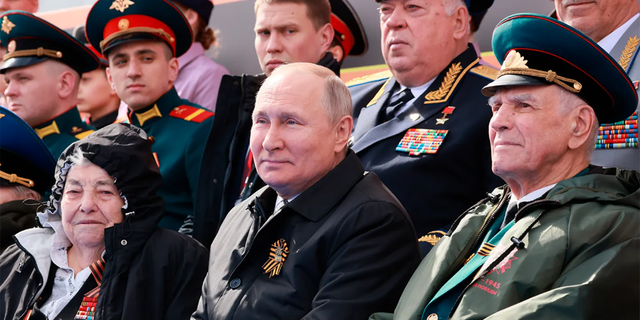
[348,45,503,255]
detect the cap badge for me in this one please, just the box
[110,0,135,13]
[501,50,529,70]
[1,16,15,34]
[7,40,15,53]
[118,18,130,30]
[262,239,289,278]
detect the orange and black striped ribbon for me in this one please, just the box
[74,257,105,319]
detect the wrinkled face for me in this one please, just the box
[77,68,113,115]
[61,163,124,249]
[3,62,59,126]
[379,0,458,85]
[553,0,637,42]
[250,72,340,198]
[254,2,326,76]
[106,40,177,110]
[488,85,572,181]
[0,0,38,13]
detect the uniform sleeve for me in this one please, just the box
[483,238,640,320]
[301,202,422,320]
[163,239,210,320]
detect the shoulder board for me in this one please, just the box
[346,70,393,87]
[169,105,214,123]
[469,65,499,80]
[70,126,94,140]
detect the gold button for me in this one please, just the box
[427,314,438,320]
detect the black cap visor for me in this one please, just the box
[481,74,551,97]
[0,56,48,74]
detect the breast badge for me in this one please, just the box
[436,106,455,125]
[263,239,289,278]
[396,129,449,155]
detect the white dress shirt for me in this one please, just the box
[598,13,639,54]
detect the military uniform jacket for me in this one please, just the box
[349,45,503,254]
[592,17,640,170]
[191,151,422,320]
[129,87,214,230]
[370,167,640,320]
[33,108,94,159]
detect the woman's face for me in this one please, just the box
[60,162,124,249]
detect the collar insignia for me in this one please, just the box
[618,35,639,70]
[110,0,135,13]
[0,114,4,119]
[424,62,463,102]
[418,230,446,246]
[262,239,289,278]
[2,16,15,34]
[436,106,455,125]
[135,104,162,126]
[35,121,60,139]
[71,126,83,133]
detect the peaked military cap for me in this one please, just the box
[73,24,108,67]
[85,0,193,58]
[482,13,638,124]
[330,0,367,56]
[0,11,101,75]
[0,107,56,195]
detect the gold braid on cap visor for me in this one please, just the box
[0,165,34,188]
[3,47,62,61]
[99,27,175,53]
[497,68,583,93]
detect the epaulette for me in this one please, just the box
[469,64,499,80]
[169,105,214,123]
[346,70,393,87]
[70,126,94,140]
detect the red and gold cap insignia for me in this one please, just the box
[262,239,289,278]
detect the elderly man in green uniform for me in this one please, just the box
[0,11,99,159]
[0,107,55,252]
[370,13,639,320]
[85,0,215,232]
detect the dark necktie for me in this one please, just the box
[501,201,530,228]
[384,88,414,122]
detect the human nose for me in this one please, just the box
[266,33,283,54]
[4,80,17,98]
[384,7,407,30]
[489,105,513,133]
[126,59,142,79]
[262,123,284,152]
[79,191,98,214]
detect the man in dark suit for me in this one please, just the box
[348,0,503,255]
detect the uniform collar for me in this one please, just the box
[178,42,205,71]
[285,150,365,221]
[597,13,639,53]
[34,107,86,139]
[129,87,182,127]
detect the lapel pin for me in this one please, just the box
[436,106,456,125]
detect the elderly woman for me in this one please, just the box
[0,124,209,320]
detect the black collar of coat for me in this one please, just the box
[256,149,365,222]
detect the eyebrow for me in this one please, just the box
[255,22,299,32]
[66,179,116,187]
[489,93,538,106]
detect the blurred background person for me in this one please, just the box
[171,0,229,112]
[0,107,55,252]
[73,24,120,129]
[552,0,639,170]
[327,0,368,65]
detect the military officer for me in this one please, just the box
[328,0,368,65]
[0,107,55,251]
[85,0,215,232]
[370,13,639,320]
[552,0,640,170]
[0,11,99,159]
[348,0,503,255]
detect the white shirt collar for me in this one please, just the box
[275,194,300,213]
[598,13,639,53]
[508,184,557,210]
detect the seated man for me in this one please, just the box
[371,14,639,320]
[0,124,209,320]
[192,63,422,320]
[0,107,55,252]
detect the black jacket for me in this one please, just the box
[0,124,209,320]
[348,45,504,255]
[192,53,341,248]
[191,151,422,320]
[0,200,39,252]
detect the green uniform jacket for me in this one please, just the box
[33,108,94,159]
[371,166,640,320]
[129,87,214,231]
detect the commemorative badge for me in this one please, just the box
[396,128,449,155]
[436,106,456,125]
[262,239,289,278]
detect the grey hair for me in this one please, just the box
[67,148,93,168]
[444,0,466,16]
[268,63,353,124]
[556,87,599,158]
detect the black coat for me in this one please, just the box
[0,200,38,252]
[193,53,341,248]
[348,45,504,255]
[192,151,422,320]
[0,124,209,320]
